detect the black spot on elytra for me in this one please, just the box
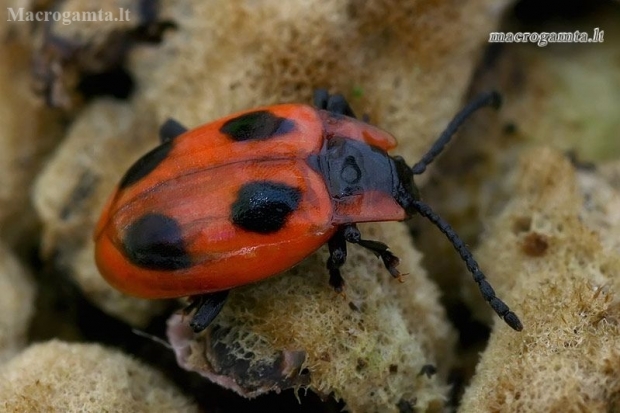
[118,141,173,189]
[122,213,191,270]
[220,110,294,142]
[231,182,301,234]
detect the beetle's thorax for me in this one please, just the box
[309,132,420,224]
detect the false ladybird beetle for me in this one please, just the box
[94,90,523,332]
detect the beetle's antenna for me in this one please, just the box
[412,199,523,331]
[411,92,501,175]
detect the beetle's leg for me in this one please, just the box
[418,364,437,378]
[565,149,596,171]
[313,89,329,110]
[326,94,357,118]
[159,118,188,143]
[342,224,402,281]
[327,228,348,292]
[312,89,357,118]
[186,290,229,333]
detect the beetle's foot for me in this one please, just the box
[186,291,229,333]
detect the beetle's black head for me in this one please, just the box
[390,155,420,217]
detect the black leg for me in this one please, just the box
[327,229,348,292]
[159,118,188,143]
[312,89,357,118]
[418,364,437,378]
[565,149,596,171]
[186,291,229,333]
[326,94,357,118]
[342,224,402,281]
[313,89,329,110]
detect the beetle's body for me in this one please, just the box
[95,103,414,299]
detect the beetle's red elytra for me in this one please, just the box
[94,90,523,333]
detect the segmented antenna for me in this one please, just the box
[413,200,522,331]
[411,91,501,175]
[410,91,522,331]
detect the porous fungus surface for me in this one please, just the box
[0,243,35,364]
[458,148,620,412]
[170,222,455,413]
[0,340,198,412]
